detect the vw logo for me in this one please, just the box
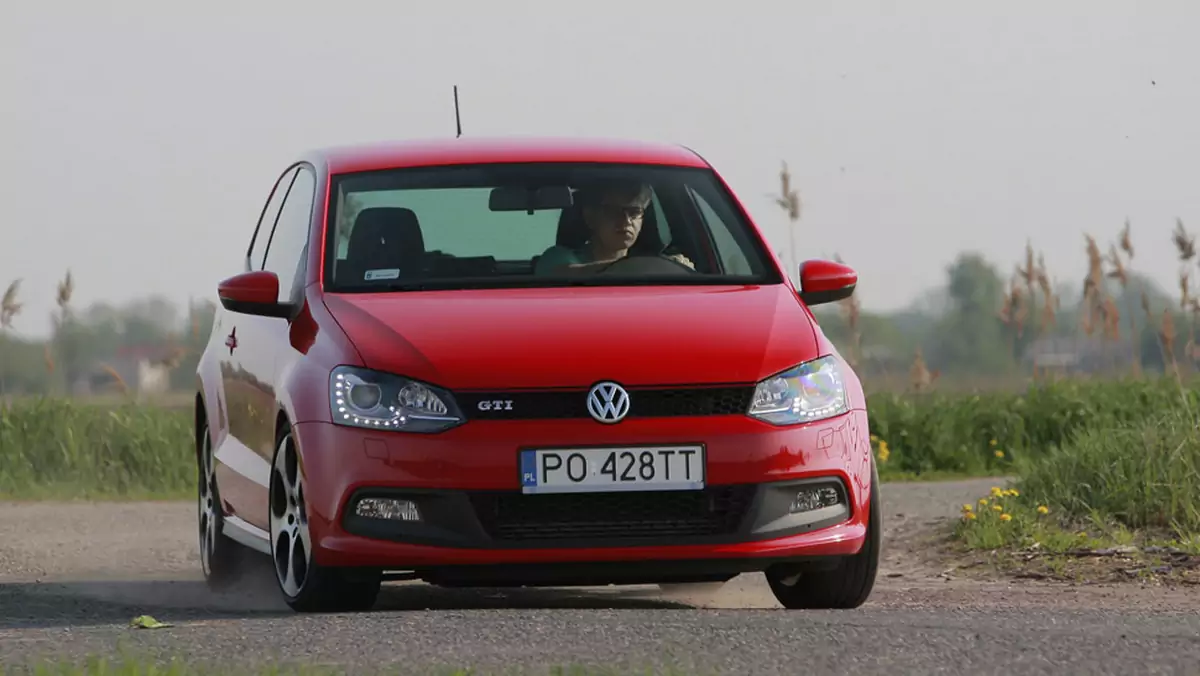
[586,381,631,424]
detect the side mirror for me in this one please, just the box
[217,271,295,319]
[798,259,857,306]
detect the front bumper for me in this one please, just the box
[293,409,874,573]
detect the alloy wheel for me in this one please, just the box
[198,426,219,578]
[270,433,312,598]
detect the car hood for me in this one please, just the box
[321,284,820,391]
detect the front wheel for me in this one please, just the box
[766,461,881,609]
[269,425,382,613]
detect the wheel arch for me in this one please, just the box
[275,409,293,442]
[194,391,208,457]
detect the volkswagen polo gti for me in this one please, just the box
[195,136,879,612]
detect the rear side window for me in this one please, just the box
[248,167,299,270]
[262,167,316,301]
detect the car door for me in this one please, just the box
[235,165,318,528]
[216,165,299,528]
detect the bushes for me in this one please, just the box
[0,397,193,498]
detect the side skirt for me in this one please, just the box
[223,515,272,555]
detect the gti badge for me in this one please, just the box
[477,399,513,412]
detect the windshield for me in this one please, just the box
[323,162,781,292]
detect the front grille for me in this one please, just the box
[468,485,757,542]
[458,386,755,421]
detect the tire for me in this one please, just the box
[198,421,250,590]
[767,461,881,609]
[269,424,382,613]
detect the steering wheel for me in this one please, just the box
[594,254,697,276]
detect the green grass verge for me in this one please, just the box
[0,397,193,500]
[2,376,1193,501]
[866,375,1200,476]
[948,389,1200,581]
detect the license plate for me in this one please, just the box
[519,446,705,494]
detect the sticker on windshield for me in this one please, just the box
[364,269,400,281]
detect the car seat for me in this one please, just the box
[339,207,427,284]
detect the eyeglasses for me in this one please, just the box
[594,204,646,221]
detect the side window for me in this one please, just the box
[248,167,299,270]
[689,189,752,275]
[262,167,316,301]
[650,192,672,247]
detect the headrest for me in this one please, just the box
[348,207,425,253]
[342,207,426,281]
[555,202,588,249]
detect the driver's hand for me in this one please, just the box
[666,252,696,270]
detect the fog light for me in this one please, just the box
[355,497,421,521]
[789,485,841,514]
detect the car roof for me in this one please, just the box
[301,136,713,175]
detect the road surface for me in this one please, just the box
[2,478,1198,674]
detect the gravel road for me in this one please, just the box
[2,478,1198,675]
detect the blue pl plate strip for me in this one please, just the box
[520,450,537,488]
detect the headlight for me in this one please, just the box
[329,365,465,433]
[747,355,849,425]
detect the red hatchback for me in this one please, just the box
[195,136,880,612]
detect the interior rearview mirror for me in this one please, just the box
[488,185,574,214]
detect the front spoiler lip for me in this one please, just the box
[315,518,867,569]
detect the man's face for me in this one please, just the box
[584,193,646,251]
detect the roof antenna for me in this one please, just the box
[453,85,462,138]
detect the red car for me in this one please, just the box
[195,136,879,612]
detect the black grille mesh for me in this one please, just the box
[468,485,757,542]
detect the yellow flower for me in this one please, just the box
[999,513,1012,522]
[962,504,973,512]
[1037,505,1049,515]
[876,441,890,463]
[963,512,977,520]
[991,504,1003,512]
[870,434,879,442]
[1008,489,1019,497]
[990,486,1004,497]
[979,498,989,506]
[994,450,1005,458]
[989,439,997,446]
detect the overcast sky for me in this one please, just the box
[4,1,1198,337]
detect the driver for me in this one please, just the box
[534,179,694,275]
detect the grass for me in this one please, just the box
[0,397,193,500]
[866,375,1200,478]
[948,394,1200,584]
[2,375,1196,501]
